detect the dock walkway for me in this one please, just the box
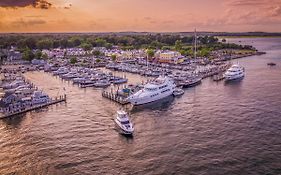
[102,91,129,105]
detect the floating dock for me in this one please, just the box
[0,95,66,119]
[102,91,129,105]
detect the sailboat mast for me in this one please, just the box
[194,28,197,59]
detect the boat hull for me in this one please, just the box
[181,80,201,88]
[128,90,174,106]
[224,74,244,81]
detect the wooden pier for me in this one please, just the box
[0,95,67,119]
[102,91,129,105]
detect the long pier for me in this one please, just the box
[0,95,66,119]
[102,91,129,105]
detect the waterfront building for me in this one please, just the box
[155,50,184,64]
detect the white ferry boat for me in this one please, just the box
[127,76,176,105]
[224,64,245,81]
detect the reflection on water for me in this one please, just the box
[0,38,281,175]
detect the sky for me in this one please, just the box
[0,0,281,33]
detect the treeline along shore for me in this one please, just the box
[0,32,264,64]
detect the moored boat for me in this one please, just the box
[178,77,202,88]
[267,62,277,66]
[173,88,184,96]
[127,76,176,105]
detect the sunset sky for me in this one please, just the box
[0,0,281,33]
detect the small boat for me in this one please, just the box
[31,91,51,105]
[114,110,134,135]
[267,62,277,66]
[173,88,184,96]
[79,80,95,88]
[112,78,128,84]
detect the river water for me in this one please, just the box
[0,38,281,175]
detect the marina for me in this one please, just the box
[0,36,280,175]
[1,0,281,173]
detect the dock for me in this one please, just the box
[102,91,129,105]
[0,95,66,119]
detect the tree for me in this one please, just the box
[80,42,92,51]
[93,50,101,57]
[96,58,101,63]
[105,43,113,49]
[198,48,211,57]
[70,57,77,64]
[68,37,82,47]
[42,53,48,60]
[35,50,42,59]
[95,38,107,47]
[175,40,183,51]
[146,49,155,60]
[22,48,34,62]
[111,54,117,62]
[37,39,53,50]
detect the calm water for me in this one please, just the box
[1,38,281,175]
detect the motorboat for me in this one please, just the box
[267,62,277,66]
[114,110,134,135]
[112,78,128,84]
[94,80,110,88]
[61,71,79,79]
[173,88,184,96]
[127,76,176,105]
[53,67,68,76]
[79,80,95,88]
[2,80,25,89]
[31,91,51,105]
[224,64,245,81]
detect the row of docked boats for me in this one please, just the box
[48,66,128,88]
[106,62,173,77]
[0,75,52,114]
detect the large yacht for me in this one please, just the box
[114,110,134,135]
[224,64,245,81]
[127,76,176,105]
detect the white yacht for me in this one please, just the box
[224,64,245,81]
[127,76,176,105]
[114,110,134,135]
[31,91,51,105]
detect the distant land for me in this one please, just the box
[0,32,281,37]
